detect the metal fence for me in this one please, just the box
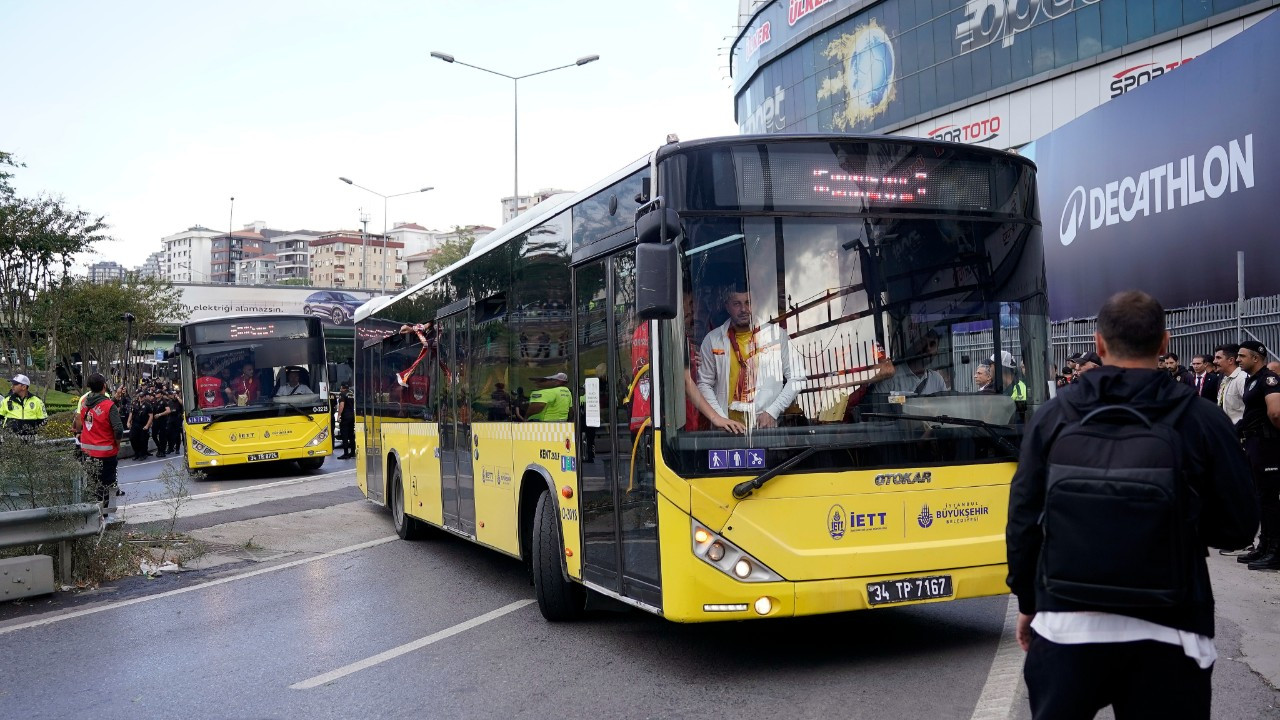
[1050,294,1280,370]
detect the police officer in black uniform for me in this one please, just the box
[1236,339,1280,570]
[337,382,356,459]
[128,390,154,460]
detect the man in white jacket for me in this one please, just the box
[696,289,804,429]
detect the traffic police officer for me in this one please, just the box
[525,372,572,422]
[2,374,48,435]
[1236,339,1280,570]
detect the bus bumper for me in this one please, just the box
[188,444,331,468]
[657,496,1010,622]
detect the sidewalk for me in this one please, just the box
[1208,549,1280,689]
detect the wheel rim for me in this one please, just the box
[392,475,404,531]
[331,308,345,324]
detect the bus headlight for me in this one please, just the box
[306,427,330,447]
[190,439,219,456]
[690,521,782,583]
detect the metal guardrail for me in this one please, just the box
[0,503,103,551]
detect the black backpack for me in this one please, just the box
[1040,393,1199,608]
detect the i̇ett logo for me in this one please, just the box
[1059,186,1087,246]
[828,504,847,540]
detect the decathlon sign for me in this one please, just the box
[1058,135,1255,246]
[1034,11,1280,319]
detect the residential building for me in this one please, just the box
[161,226,220,283]
[500,189,571,223]
[386,222,439,257]
[211,230,266,284]
[135,251,163,279]
[270,230,322,283]
[236,254,277,286]
[88,261,127,284]
[310,232,404,290]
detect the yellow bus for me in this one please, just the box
[355,134,1045,622]
[177,314,333,473]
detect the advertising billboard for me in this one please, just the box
[733,0,1266,137]
[1029,11,1278,319]
[170,284,388,328]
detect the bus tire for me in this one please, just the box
[296,457,325,472]
[532,489,584,621]
[390,465,425,541]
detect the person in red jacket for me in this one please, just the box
[72,372,124,506]
[195,363,226,409]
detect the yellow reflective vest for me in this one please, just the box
[2,392,48,433]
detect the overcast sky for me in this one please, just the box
[2,1,740,269]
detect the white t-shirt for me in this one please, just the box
[875,364,949,396]
[1031,611,1216,669]
[276,383,313,397]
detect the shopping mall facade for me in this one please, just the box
[731,0,1277,151]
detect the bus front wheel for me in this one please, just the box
[532,489,584,621]
[296,457,325,472]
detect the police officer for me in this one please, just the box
[1235,339,1280,570]
[525,372,572,422]
[166,390,185,455]
[2,374,48,435]
[127,390,154,460]
[336,382,355,458]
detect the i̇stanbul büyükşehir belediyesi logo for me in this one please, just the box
[818,19,895,130]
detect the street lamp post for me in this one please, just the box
[338,179,433,293]
[121,313,135,391]
[428,51,599,204]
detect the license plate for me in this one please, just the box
[866,575,953,606]
[247,452,279,462]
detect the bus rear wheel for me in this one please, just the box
[532,489,584,621]
[296,457,325,472]
[391,466,425,541]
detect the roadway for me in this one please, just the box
[0,469,1277,719]
[115,450,355,504]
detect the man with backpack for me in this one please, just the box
[1007,290,1258,719]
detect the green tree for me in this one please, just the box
[0,192,110,372]
[421,226,478,276]
[0,150,20,197]
[38,276,187,388]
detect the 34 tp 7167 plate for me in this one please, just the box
[866,575,953,606]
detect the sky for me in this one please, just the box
[1,1,742,270]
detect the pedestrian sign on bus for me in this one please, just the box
[708,449,766,471]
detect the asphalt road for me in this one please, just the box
[1,482,1277,719]
[116,451,355,504]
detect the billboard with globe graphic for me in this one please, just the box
[731,0,1265,138]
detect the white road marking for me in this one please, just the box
[124,469,355,508]
[0,535,396,637]
[290,599,536,690]
[969,595,1026,720]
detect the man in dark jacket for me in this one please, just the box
[1160,352,1196,386]
[1007,290,1258,720]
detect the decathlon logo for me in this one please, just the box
[1057,134,1255,247]
[1060,186,1087,246]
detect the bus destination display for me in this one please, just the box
[190,317,311,343]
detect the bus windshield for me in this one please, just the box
[183,333,328,415]
[656,142,1046,477]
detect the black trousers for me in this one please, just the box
[1244,437,1280,541]
[129,427,150,457]
[84,456,119,504]
[340,420,355,453]
[1024,634,1211,720]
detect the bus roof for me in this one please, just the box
[654,133,1038,170]
[356,151,652,324]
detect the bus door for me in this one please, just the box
[438,310,477,536]
[362,341,385,504]
[574,249,661,609]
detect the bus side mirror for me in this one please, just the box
[636,243,678,320]
[635,207,681,245]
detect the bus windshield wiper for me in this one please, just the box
[732,439,877,500]
[860,412,1020,458]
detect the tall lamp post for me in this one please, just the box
[428,51,599,204]
[121,313,135,391]
[337,179,433,293]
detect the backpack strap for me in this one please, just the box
[1080,404,1154,428]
